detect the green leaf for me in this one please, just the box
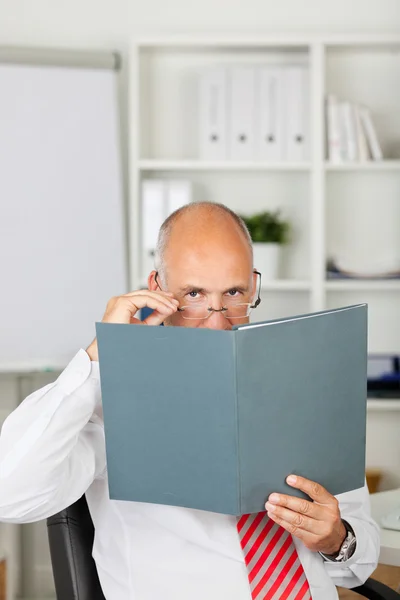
[240,210,290,244]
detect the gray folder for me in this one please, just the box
[96,304,367,515]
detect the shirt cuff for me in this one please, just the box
[321,518,374,569]
[56,349,97,396]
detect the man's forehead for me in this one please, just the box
[164,245,253,288]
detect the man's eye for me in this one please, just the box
[188,291,200,298]
[227,289,239,296]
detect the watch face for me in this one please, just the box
[349,534,357,549]
[342,533,357,560]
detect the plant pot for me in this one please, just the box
[252,242,281,280]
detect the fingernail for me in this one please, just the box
[269,494,279,504]
[287,475,297,484]
[265,502,275,512]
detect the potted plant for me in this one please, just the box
[240,210,290,280]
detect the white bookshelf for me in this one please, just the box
[129,34,400,352]
[262,280,311,291]
[138,160,311,171]
[326,280,400,292]
[367,399,400,412]
[325,160,400,172]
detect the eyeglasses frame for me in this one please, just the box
[153,269,262,320]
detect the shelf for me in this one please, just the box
[326,280,400,292]
[138,160,311,172]
[136,35,313,49]
[136,34,400,49]
[326,161,400,172]
[137,280,311,292]
[261,280,311,291]
[367,399,400,412]
[139,160,400,173]
[138,159,400,172]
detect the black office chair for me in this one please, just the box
[47,495,106,600]
[47,495,400,600]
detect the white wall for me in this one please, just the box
[0,0,399,45]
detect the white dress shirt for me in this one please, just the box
[0,349,380,600]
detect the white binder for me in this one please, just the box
[257,67,285,161]
[326,95,342,163]
[167,180,192,215]
[199,68,228,160]
[359,106,383,161]
[284,66,309,161]
[354,104,370,161]
[142,180,166,278]
[341,102,358,162]
[229,67,256,161]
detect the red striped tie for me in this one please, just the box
[237,512,312,600]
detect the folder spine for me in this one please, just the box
[232,333,241,515]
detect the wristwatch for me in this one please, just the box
[320,520,357,562]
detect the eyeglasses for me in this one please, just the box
[154,270,262,321]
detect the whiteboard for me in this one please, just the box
[0,63,127,371]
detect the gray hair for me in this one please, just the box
[154,201,253,285]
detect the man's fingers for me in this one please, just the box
[285,475,336,505]
[121,291,179,312]
[265,494,326,521]
[87,289,179,360]
[104,294,178,324]
[106,290,178,315]
[266,511,321,546]
[126,294,177,314]
[264,476,344,554]
[265,503,327,534]
[122,289,176,300]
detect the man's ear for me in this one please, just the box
[252,270,258,297]
[147,271,160,292]
[148,270,158,291]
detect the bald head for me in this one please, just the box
[155,202,253,285]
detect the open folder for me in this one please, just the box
[96,304,367,516]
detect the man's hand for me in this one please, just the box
[265,475,347,556]
[86,290,179,361]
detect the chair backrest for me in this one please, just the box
[47,494,105,600]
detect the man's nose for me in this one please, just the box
[202,309,230,330]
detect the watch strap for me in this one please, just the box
[320,520,357,562]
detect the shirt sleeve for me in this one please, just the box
[323,482,380,588]
[0,349,106,523]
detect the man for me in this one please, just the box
[0,202,379,599]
